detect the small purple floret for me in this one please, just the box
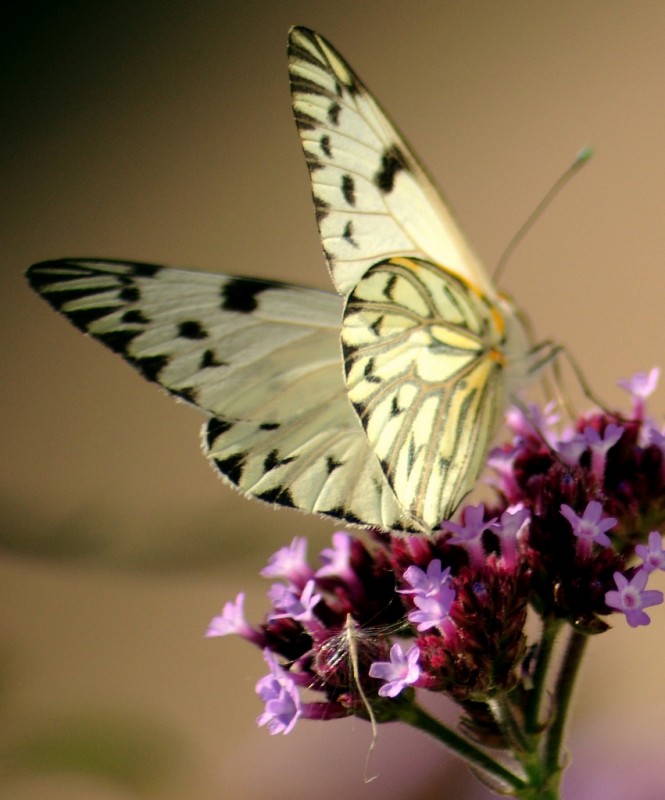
[560,500,616,557]
[635,531,665,574]
[256,650,301,734]
[260,537,313,588]
[605,570,664,628]
[442,504,497,567]
[369,643,421,697]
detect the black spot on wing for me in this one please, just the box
[26,261,68,293]
[314,195,330,223]
[390,395,403,417]
[355,401,369,429]
[325,455,343,474]
[129,262,163,279]
[288,29,326,67]
[129,354,170,383]
[383,274,398,300]
[221,278,275,313]
[257,486,296,508]
[341,340,359,368]
[293,109,318,131]
[406,436,417,474]
[206,417,233,449]
[259,422,280,431]
[369,315,384,336]
[200,349,227,369]
[263,450,297,472]
[67,305,121,331]
[321,504,365,526]
[327,102,341,125]
[263,450,279,472]
[178,320,207,339]
[290,74,331,98]
[122,309,150,325]
[341,174,355,206]
[119,286,140,303]
[171,386,198,404]
[320,135,332,157]
[305,152,324,173]
[374,146,407,193]
[214,453,245,486]
[342,220,358,248]
[363,358,381,384]
[379,457,392,478]
[344,78,361,98]
[96,329,141,355]
[31,286,106,316]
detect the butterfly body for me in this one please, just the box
[26,27,535,534]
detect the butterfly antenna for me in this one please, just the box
[493,146,593,284]
[343,616,379,783]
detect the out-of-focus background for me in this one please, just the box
[3,2,665,798]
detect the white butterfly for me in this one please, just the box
[27,26,535,534]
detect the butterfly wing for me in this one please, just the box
[26,258,417,531]
[342,256,509,531]
[288,26,495,299]
[289,27,528,527]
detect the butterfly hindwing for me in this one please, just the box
[342,256,507,530]
[26,258,418,532]
[288,26,495,299]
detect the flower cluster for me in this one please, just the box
[208,370,665,742]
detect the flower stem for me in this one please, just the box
[525,617,562,733]
[488,692,531,753]
[400,702,527,793]
[543,629,588,776]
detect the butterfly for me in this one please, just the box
[26,26,536,535]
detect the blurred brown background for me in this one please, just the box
[3,1,665,798]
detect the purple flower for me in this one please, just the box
[583,424,624,480]
[442,504,497,567]
[369,643,421,697]
[206,593,265,646]
[398,559,457,635]
[494,506,530,570]
[260,537,312,588]
[400,559,451,597]
[560,500,616,558]
[408,583,457,635]
[315,531,354,580]
[635,531,665,573]
[605,570,664,628]
[618,367,660,417]
[268,579,321,624]
[256,650,301,734]
[557,432,589,466]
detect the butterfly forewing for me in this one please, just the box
[27,258,419,532]
[342,256,508,530]
[288,26,494,299]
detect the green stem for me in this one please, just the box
[544,629,588,777]
[400,702,527,793]
[525,616,562,733]
[488,693,531,754]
